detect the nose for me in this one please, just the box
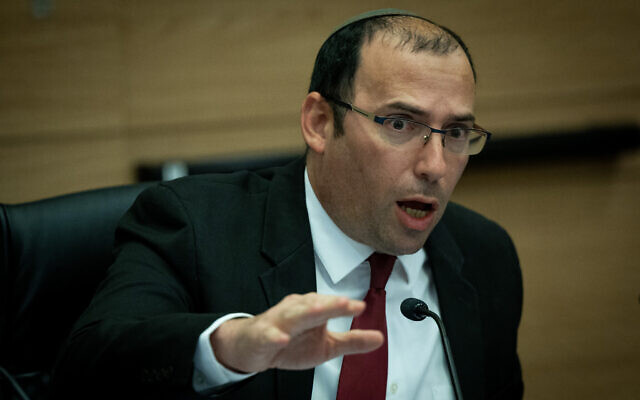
[413,133,448,182]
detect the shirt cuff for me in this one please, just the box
[192,313,256,393]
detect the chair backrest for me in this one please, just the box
[0,182,155,398]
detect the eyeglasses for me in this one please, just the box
[327,97,492,155]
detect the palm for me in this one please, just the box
[270,324,337,369]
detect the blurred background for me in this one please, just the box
[1,0,638,398]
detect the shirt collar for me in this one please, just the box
[304,168,427,285]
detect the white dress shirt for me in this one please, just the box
[193,169,454,399]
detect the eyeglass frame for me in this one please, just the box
[324,96,492,155]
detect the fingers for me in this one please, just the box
[327,329,385,358]
[271,293,365,335]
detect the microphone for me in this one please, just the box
[400,297,429,321]
[400,298,464,400]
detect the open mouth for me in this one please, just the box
[397,200,435,219]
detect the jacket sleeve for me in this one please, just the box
[51,184,223,398]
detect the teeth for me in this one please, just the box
[401,205,428,218]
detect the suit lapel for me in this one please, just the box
[426,220,485,399]
[258,158,316,400]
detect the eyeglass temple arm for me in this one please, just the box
[324,96,381,123]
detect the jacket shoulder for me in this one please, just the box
[161,169,271,198]
[151,157,305,204]
[440,202,512,245]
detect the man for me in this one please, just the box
[52,9,523,400]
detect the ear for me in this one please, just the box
[300,91,334,154]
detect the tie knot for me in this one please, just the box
[367,252,396,289]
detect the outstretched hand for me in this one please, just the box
[209,293,383,373]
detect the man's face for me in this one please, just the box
[309,35,475,255]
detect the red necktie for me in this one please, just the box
[336,252,396,400]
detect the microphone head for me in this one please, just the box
[400,298,429,321]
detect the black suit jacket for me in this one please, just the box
[52,158,523,399]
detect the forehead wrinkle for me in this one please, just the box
[381,101,476,124]
[383,101,427,116]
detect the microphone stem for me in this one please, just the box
[426,310,464,400]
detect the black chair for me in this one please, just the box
[0,182,155,400]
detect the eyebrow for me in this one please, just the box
[452,113,476,123]
[384,101,476,123]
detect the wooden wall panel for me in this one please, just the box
[124,1,318,127]
[453,149,640,399]
[0,1,124,138]
[126,119,303,164]
[0,133,131,203]
[447,0,640,132]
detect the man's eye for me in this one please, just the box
[447,127,469,140]
[385,118,414,133]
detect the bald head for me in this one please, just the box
[366,16,465,58]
